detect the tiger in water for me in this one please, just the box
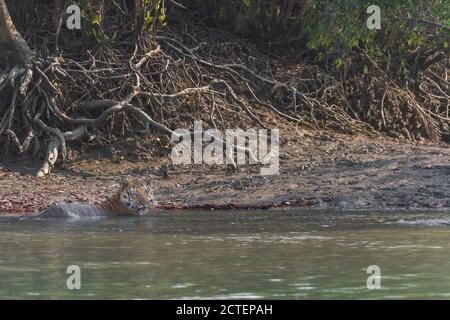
[35,179,155,219]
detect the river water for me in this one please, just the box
[0,210,450,299]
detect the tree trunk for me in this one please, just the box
[0,0,33,65]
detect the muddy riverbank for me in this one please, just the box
[0,130,449,215]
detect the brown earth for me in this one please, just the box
[0,129,449,216]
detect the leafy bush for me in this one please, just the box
[184,0,449,74]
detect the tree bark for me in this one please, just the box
[0,0,33,65]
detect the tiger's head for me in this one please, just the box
[118,179,155,214]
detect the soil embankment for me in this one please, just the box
[1,130,448,215]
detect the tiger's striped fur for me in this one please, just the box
[36,179,154,218]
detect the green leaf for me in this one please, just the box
[91,14,100,25]
[335,57,344,70]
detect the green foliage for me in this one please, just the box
[399,59,411,80]
[79,3,119,45]
[335,57,345,70]
[306,0,449,74]
[324,2,444,47]
[188,0,449,74]
[70,0,449,75]
[144,0,168,32]
[77,0,168,45]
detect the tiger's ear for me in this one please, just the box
[140,178,154,199]
[119,179,129,191]
[140,177,153,188]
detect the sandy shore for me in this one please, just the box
[0,130,449,215]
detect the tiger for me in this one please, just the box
[35,179,155,219]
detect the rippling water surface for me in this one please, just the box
[1,210,450,299]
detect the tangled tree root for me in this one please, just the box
[0,41,264,176]
[0,26,448,177]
